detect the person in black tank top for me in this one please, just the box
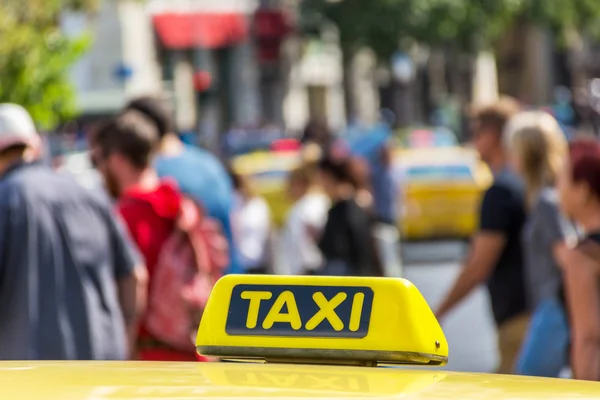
[316,155,382,277]
[436,98,528,374]
[557,138,600,381]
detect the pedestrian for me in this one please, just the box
[504,111,573,377]
[124,96,240,274]
[370,142,398,226]
[90,111,226,361]
[228,169,273,274]
[347,156,374,211]
[557,138,600,380]
[369,142,403,278]
[281,165,330,275]
[316,154,382,277]
[300,119,334,151]
[435,97,529,374]
[0,104,147,360]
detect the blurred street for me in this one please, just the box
[402,240,498,373]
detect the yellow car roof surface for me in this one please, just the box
[231,151,301,174]
[2,361,600,399]
[394,147,479,166]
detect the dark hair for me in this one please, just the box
[226,165,243,190]
[226,165,255,196]
[318,155,357,187]
[570,138,600,200]
[289,164,317,188]
[471,96,521,136]
[92,111,159,169]
[347,156,371,191]
[301,119,332,147]
[125,96,174,138]
[0,144,27,159]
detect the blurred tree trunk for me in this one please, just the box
[521,24,554,105]
[497,21,554,106]
[566,29,588,90]
[427,49,447,111]
[343,58,353,123]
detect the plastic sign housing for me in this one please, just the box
[196,275,448,366]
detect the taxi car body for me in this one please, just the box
[394,128,492,240]
[6,361,600,399]
[4,275,600,399]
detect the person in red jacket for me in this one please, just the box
[90,111,204,361]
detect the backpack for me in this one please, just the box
[144,195,229,352]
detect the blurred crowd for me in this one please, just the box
[0,97,392,363]
[3,93,600,383]
[436,97,600,381]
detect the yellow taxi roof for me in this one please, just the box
[3,361,600,399]
[394,146,479,165]
[231,151,301,174]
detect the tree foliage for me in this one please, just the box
[302,0,600,61]
[0,0,96,130]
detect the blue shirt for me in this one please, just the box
[155,146,240,273]
[346,124,397,222]
[370,158,397,223]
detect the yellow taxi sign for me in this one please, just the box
[196,275,448,366]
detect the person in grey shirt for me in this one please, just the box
[0,104,147,360]
[505,111,572,377]
[522,189,576,308]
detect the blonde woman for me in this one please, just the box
[505,111,574,377]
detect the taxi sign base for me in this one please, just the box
[198,346,447,367]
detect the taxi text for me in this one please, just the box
[225,284,374,338]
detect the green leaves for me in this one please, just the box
[302,0,600,61]
[0,0,95,130]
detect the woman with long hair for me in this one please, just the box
[316,155,382,277]
[557,138,600,380]
[505,111,574,377]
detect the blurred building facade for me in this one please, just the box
[62,0,162,118]
[68,1,600,138]
[63,0,352,144]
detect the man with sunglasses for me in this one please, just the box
[436,97,528,374]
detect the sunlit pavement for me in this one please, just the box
[402,240,499,373]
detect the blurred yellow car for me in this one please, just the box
[231,150,302,227]
[395,146,492,240]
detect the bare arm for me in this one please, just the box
[562,247,600,380]
[436,232,506,319]
[118,264,148,359]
